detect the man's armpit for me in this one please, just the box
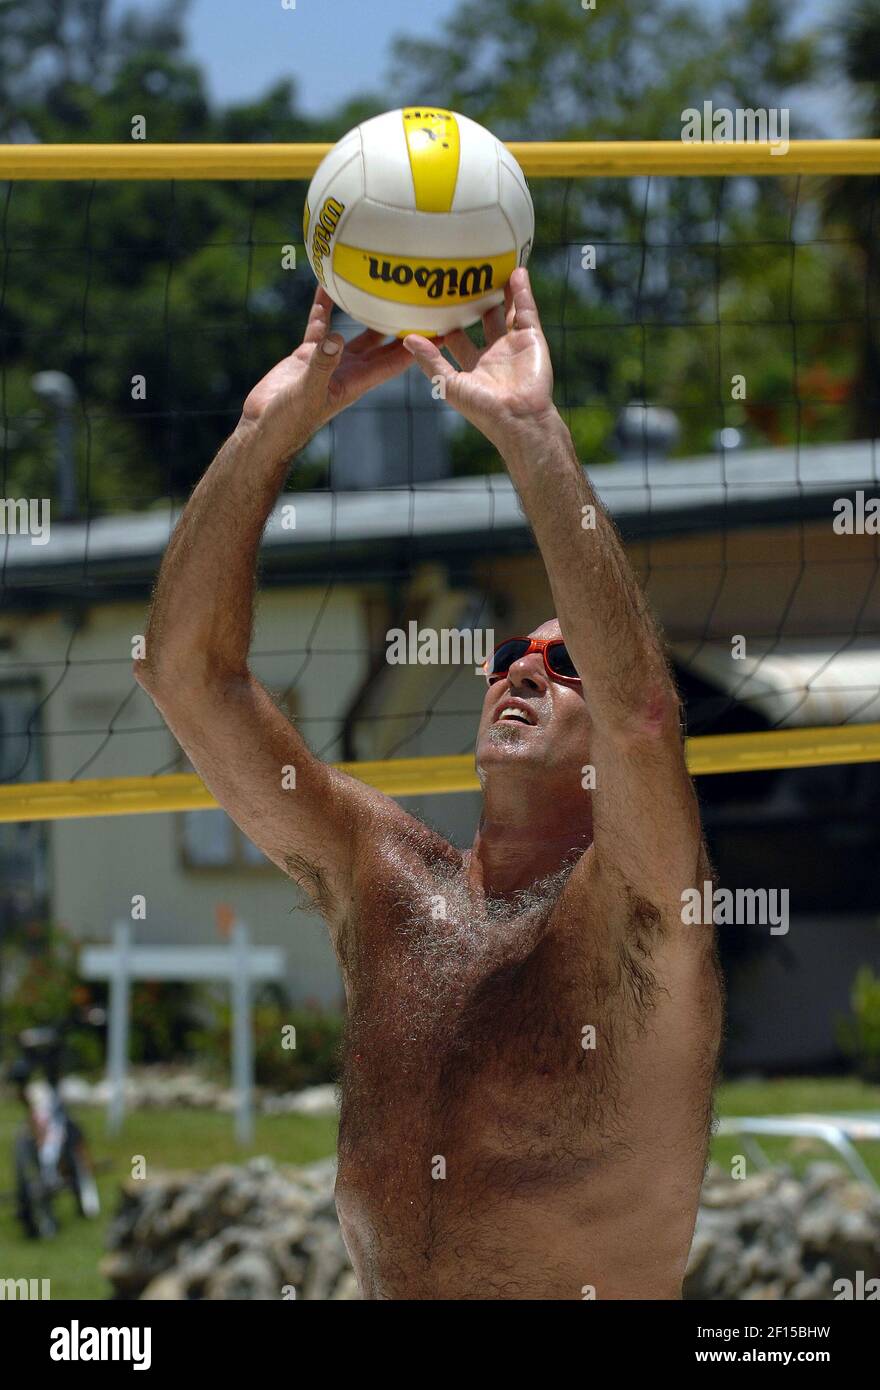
[283,850,335,917]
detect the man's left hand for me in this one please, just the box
[403,268,558,454]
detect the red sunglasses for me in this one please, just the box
[484,636,581,685]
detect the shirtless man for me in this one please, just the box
[135,268,723,1301]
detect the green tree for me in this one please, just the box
[0,0,872,511]
[1,0,327,506]
[822,0,880,439]
[392,0,872,468]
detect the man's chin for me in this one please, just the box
[476,723,542,767]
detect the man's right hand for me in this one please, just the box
[239,286,413,456]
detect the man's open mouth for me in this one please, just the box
[493,702,538,727]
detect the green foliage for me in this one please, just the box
[126,981,201,1065]
[1,920,339,1088]
[823,1,880,437]
[837,965,880,1082]
[2,924,100,1071]
[0,0,321,505]
[391,0,874,462]
[0,0,875,508]
[190,994,343,1091]
[2,922,201,1073]
[838,0,880,129]
[4,923,81,1021]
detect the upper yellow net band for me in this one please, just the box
[1,140,879,180]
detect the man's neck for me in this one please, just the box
[468,779,592,899]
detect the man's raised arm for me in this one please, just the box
[403,270,701,911]
[135,290,413,930]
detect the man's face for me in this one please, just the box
[475,620,591,782]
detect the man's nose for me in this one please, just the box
[507,653,547,692]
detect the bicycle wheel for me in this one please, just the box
[13,1130,58,1239]
[64,1125,100,1219]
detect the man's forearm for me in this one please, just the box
[138,420,292,688]
[501,411,676,735]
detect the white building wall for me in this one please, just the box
[6,585,371,1009]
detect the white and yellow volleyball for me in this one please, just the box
[303,106,535,337]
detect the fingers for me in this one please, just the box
[342,339,413,395]
[345,327,388,356]
[303,294,391,362]
[302,286,334,346]
[443,329,481,371]
[402,334,457,386]
[303,333,345,394]
[504,266,541,332]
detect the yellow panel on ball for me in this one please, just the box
[402,107,461,213]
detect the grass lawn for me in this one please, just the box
[0,1100,338,1299]
[0,1075,878,1300]
[711,1074,880,1186]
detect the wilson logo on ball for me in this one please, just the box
[309,196,345,286]
[333,245,517,306]
[368,255,492,299]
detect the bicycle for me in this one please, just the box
[7,1009,105,1239]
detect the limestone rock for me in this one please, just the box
[102,1157,880,1301]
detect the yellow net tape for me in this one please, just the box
[1,723,878,823]
[1,140,879,181]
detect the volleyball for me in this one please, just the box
[303,106,535,337]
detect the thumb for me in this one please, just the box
[305,333,345,389]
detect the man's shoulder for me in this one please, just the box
[353,800,463,885]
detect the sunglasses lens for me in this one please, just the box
[487,638,530,679]
[548,643,578,678]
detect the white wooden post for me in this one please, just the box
[81,924,282,1144]
[107,920,131,1135]
[231,921,254,1146]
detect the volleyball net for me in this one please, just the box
[1,139,879,823]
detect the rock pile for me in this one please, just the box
[102,1158,880,1300]
[102,1157,357,1300]
[59,1070,338,1117]
[685,1163,880,1299]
